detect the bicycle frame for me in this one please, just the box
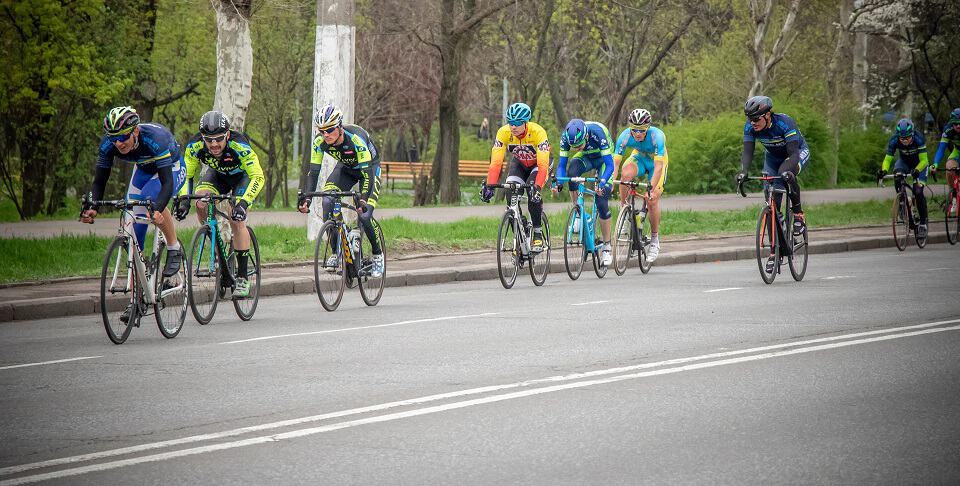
[186,194,237,288]
[880,172,917,226]
[300,190,369,274]
[612,179,650,250]
[491,182,534,258]
[556,176,600,253]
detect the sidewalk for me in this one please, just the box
[0,187,893,238]
[1,225,951,322]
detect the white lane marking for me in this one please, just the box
[0,356,102,371]
[926,267,951,271]
[703,287,743,293]
[821,276,856,280]
[570,300,609,306]
[219,313,499,345]
[5,320,958,485]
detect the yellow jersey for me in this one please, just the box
[487,122,551,186]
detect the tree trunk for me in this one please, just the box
[748,0,802,97]
[852,32,868,128]
[214,0,254,130]
[825,0,854,187]
[432,41,468,204]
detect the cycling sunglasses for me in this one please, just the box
[107,129,135,143]
[202,134,227,143]
[630,127,649,134]
[748,115,765,123]
[320,126,339,134]
[507,120,525,127]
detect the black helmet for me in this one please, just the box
[199,111,230,136]
[895,118,914,138]
[744,96,773,118]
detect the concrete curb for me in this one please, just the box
[0,233,952,323]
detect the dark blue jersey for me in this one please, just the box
[96,123,180,171]
[885,130,927,167]
[743,113,808,160]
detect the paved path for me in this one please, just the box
[0,187,892,238]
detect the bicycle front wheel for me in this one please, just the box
[787,211,808,282]
[563,206,585,280]
[358,218,386,306]
[233,227,261,320]
[612,206,633,276]
[188,225,220,324]
[529,212,550,286]
[314,221,346,311]
[101,236,137,344]
[496,212,520,289]
[892,193,908,251]
[946,188,959,245]
[756,207,777,284]
[155,239,187,339]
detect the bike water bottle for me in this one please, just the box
[348,228,361,257]
[218,213,233,245]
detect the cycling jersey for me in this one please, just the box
[556,121,615,183]
[180,130,265,205]
[614,126,669,191]
[882,130,929,173]
[487,122,551,187]
[742,113,809,160]
[308,124,381,203]
[933,123,960,166]
[92,122,182,210]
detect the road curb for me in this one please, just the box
[0,233,952,323]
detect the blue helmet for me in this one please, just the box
[895,118,914,138]
[506,102,532,126]
[949,107,960,125]
[564,119,587,146]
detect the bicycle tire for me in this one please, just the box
[787,210,808,282]
[528,212,550,286]
[358,218,386,306]
[592,207,607,279]
[233,227,261,320]
[563,206,585,280]
[496,212,520,289]
[612,206,633,276]
[892,192,908,251]
[154,239,187,339]
[946,188,959,245]
[314,221,346,311]
[188,225,220,324]
[638,207,653,274]
[756,207,777,284]
[101,236,137,344]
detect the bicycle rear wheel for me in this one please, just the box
[756,207,777,284]
[314,221,346,311]
[496,212,520,289]
[612,206,633,276]
[592,209,607,279]
[358,218,386,306]
[638,208,653,274]
[946,188,959,245]
[154,239,187,338]
[914,202,927,248]
[101,236,137,344]
[233,227,261,320]
[787,211,808,282]
[891,193,908,251]
[188,225,220,324]
[563,206,585,280]
[529,212,550,286]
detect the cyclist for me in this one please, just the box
[552,118,616,267]
[175,111,265,299]
[297,104,384,278]
[930,107,960,193]
[736,95,810,239]
[613,108,668,262]
[878,117,931,239]
[479,102,551,252]
[81,106,186,276]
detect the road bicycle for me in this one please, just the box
[555,176,608,280]
[737,175,808,284]
[611,179,653,276]
[300,190,385,311]
[178,194,261,324]
[877,172,927,250]
[937,166,960,245]
[487,181,551,288]
[85,196,187,344]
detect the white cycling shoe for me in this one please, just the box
[646,241,660,263]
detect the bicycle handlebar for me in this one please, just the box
[737,175,784,198]
[83,196,154,211]
[489,182,533,190]
[176,194,235,202]
[554,176,597,183]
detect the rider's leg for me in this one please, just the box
[357,168,383,255]
[596,181,612,242]
[618,159,638,206]
[914,167,929,225]
[777,158,802,214]
[566,156,587,205]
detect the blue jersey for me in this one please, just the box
[743,113,808,160]
[96,123,181,171]
[557,121,615,182]
[614,126,667,162]
[934,124,960,165]
[884,130,928,168]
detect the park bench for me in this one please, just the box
[381,160,491,189]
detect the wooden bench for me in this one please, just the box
[381,159,492,189]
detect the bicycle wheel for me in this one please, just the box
[496,212,520,289]
[756,207,777,284]
[528,212,550,286]
[913,202,927,249]
[946,188,959,245]
[612,206,633,276]
[188,225,220,324]
[637,207,653,275]
[592,209,607,279]
[101,236,137,344]
[314,221,346,311]
[358,218,386,306]
[787,211,808,282]
[154,239,187,339]
[563,206,586,280]
[891,193,908,251]
[233,227,261,320]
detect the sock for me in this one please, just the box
[236,249,249,279]
[167,241,181,251]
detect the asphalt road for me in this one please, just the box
[1,245,958,485]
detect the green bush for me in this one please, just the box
[838,124,894,183]
[663,112,745,194]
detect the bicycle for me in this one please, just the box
[300,190,385,311]
[611,179,653,276]
[877,171,927,250]
[487,181,551,288]
[555,176,608,280]
[937,166,960,245]
[178,194,261,324]
[83,196,188,344]
[737,175,808,284]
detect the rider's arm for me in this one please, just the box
[916,150,930,173]
[934,137,949,167]
[555,134,570,181]
[881,154,895,172]
[154,165,175,211]
[785,140,800,168]
[599,153,615,184]
[179,140,201,197]
[486,126,509,185]
[363,158,380,206]
[91,139,115,201]
[534,138,550,188]
[652,131,668,191]
[306,136,324,193]
[882,136,897,172]
[740,141,755,174]
[237,142,266,205]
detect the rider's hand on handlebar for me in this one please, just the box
[231,200,249,222]
[297,192,311,213]
[79,209,97,224]
[479,184,494,203]
[174,197,191,221]
[735,172,747,185]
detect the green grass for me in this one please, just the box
[0,199,894,283]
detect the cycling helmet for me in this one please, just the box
[949,107,960,125]
[627,108,652,129]
[314,104,343,131]
[103,106,140,136]
[744,95,773,118]
[505,102,532,126]
[564,119,587,146]
[199,111,230,136]
[895,118,914,138]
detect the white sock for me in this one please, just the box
[167,242,181,251]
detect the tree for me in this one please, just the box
[214,0,255,130]
[747,0,803,97]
